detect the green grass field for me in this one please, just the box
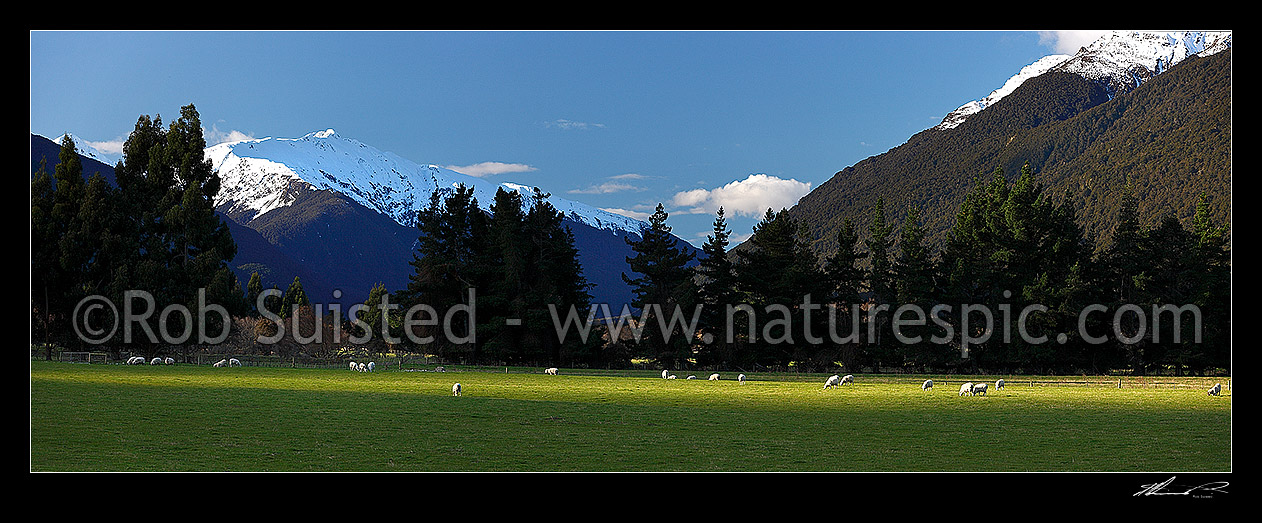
[29,361,1231,472]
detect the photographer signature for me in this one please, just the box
[1134,476,1229,498]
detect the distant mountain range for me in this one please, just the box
[31,131,698,308]
[788,30,1231,258]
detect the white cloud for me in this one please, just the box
[1037,31,1108,55]
[601,207,651,221]
[445,161,538,178]
[670,174,813,218]
[545,119,606,131]
[608,173,648,180]
[204,123,255,146]
[568,181,644,194]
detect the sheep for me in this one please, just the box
[435,366,445,372]
[922,379,934,391]
[662,369,669,379]
[357,362,367,372]
[959,382,973,396]
[349,361,358,371]
[545,367,558,375]
[686,375,696,380]
[972,382,989,396]
[214,359,227,368]
[995,379,1005,390]
[1207,383,1222,396]
[452,383,462,396]
[739,373,746,384]
[229,358,242,367]
[840,374,854,385]
[367,362,376,372]
[164,357,174,365]
[824,374,841,389]
[148,357,161,365]
[667,374,677,380]
[126,356,143,365]
[709,373,720,381]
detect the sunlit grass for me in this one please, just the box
[30,361,1230,471]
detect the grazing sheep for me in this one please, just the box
[126,356,143,365]
[995,379,1005,390]
[922,379,934,391]
[667,374,677,380]
[214,359,227,368]
[686,375,696,380]
[164,357,174,365]
[662,369,669,379]
[349,361,357,371]
[367,362,376,372]
[435,366,445,372]
[840,374,854,385]
[972,382,989,396]
[824,374,841,389]
[229,358,242,367]
[545,367,558,375]
[357,362,367,372]
[739,373,746,384]
[709,373,720,381]
[959,382,973,396]
[452,383,462,396]
[1207,383,1222,396]
[149,357,162,365]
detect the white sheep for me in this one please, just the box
[452,383,462,396]
[435,366,445,372]
[686,375,696,380]
[148,357,160,365]
[708,373,720,381]
[545,367,558,375]
[959,382,973,396]
[667,374,677,380]
[229,358,242,367]
[357,362,367,372]
[662,369,669,379]
[1207,383,1222,396]
[126,356,142,365]
[214,359,227,368]
[922,379,934,391]
[840,374,854,385]
[367,362,376,372]
[739,373,746,384]
[972,382,989,396]
[824,374,841,389]
[995,378,1005,390]
[164,357,174,365]
[349,361,358,371]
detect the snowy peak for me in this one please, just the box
[1050,31,1232,95]
[205,130,648,235]
[934,30,1231,131]
[935,54,1072,130]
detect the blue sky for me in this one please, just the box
[29,30,1105,246]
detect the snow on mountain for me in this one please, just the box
[934,54,1072,130]
[50,132,123,167]
[934,30,1232,131]
[205,129,648,234]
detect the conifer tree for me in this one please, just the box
[622,204,696,368]
[695,207,739,367]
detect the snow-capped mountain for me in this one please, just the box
[935,54,1073,130]
[935,30,1232,131]
[50,133,123,167]
[206,129,647,234]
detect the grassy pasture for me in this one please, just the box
[30,361,1230,472]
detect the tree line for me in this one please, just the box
[31,105,1230,375]
[651,163,1229,376]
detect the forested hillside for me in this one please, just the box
[791,49,1231,258]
